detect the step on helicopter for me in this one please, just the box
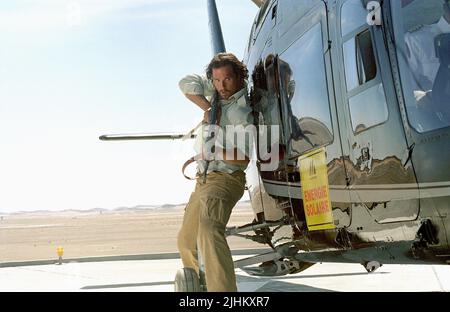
[100,0,450,291]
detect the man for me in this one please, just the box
[177,53,253,292]
[404,0,450,92]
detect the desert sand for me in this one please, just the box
[0,201,263,263]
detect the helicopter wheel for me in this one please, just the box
[174,268,202,292]
[288,261,316,274]
[362,261,382,273]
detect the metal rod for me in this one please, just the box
[99,133,196,141]
[226,218,287,236]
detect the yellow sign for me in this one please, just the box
[57,246,64,257]
[299,148,335,231]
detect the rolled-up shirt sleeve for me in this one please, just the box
[178,74,215,97]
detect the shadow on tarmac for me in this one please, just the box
[81,281,174,290]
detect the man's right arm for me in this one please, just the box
[184,94,211,112]
[179,74,215,112]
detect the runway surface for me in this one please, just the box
[1,254,450,292]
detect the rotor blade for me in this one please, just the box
[207,0,226,55]
[99,133,196,141]
[250,0,265,7]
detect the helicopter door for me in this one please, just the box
[334,0,420,223]
[274,0,352,228]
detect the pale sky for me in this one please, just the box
[0,0,259,213]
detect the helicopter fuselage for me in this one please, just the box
[243,0,450,265]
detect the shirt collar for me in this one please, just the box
[437,16,450,33]
[220,86,247,105]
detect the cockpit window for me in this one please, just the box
[391,0,450,132]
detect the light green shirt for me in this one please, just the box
[179,74,254,174]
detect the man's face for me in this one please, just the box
[212,65,243,100]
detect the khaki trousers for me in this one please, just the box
[177,171,245,292]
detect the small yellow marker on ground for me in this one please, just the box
[57,246,64,265]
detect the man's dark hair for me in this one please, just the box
[206,53,249,80]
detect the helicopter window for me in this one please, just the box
[343,39,358,90]
[341,0,368,37]
[251,56,284,164]
[343,25,387,133]
[356,30,377,85]
[343,29,377,91]
[277,0,319,37]
[348,83,389,133]
[390,0,450,133]
[278,23,333,156]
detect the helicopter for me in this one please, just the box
[100,0,450,287]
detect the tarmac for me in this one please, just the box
[1,252,450,292]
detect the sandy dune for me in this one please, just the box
[0,202,263,263]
